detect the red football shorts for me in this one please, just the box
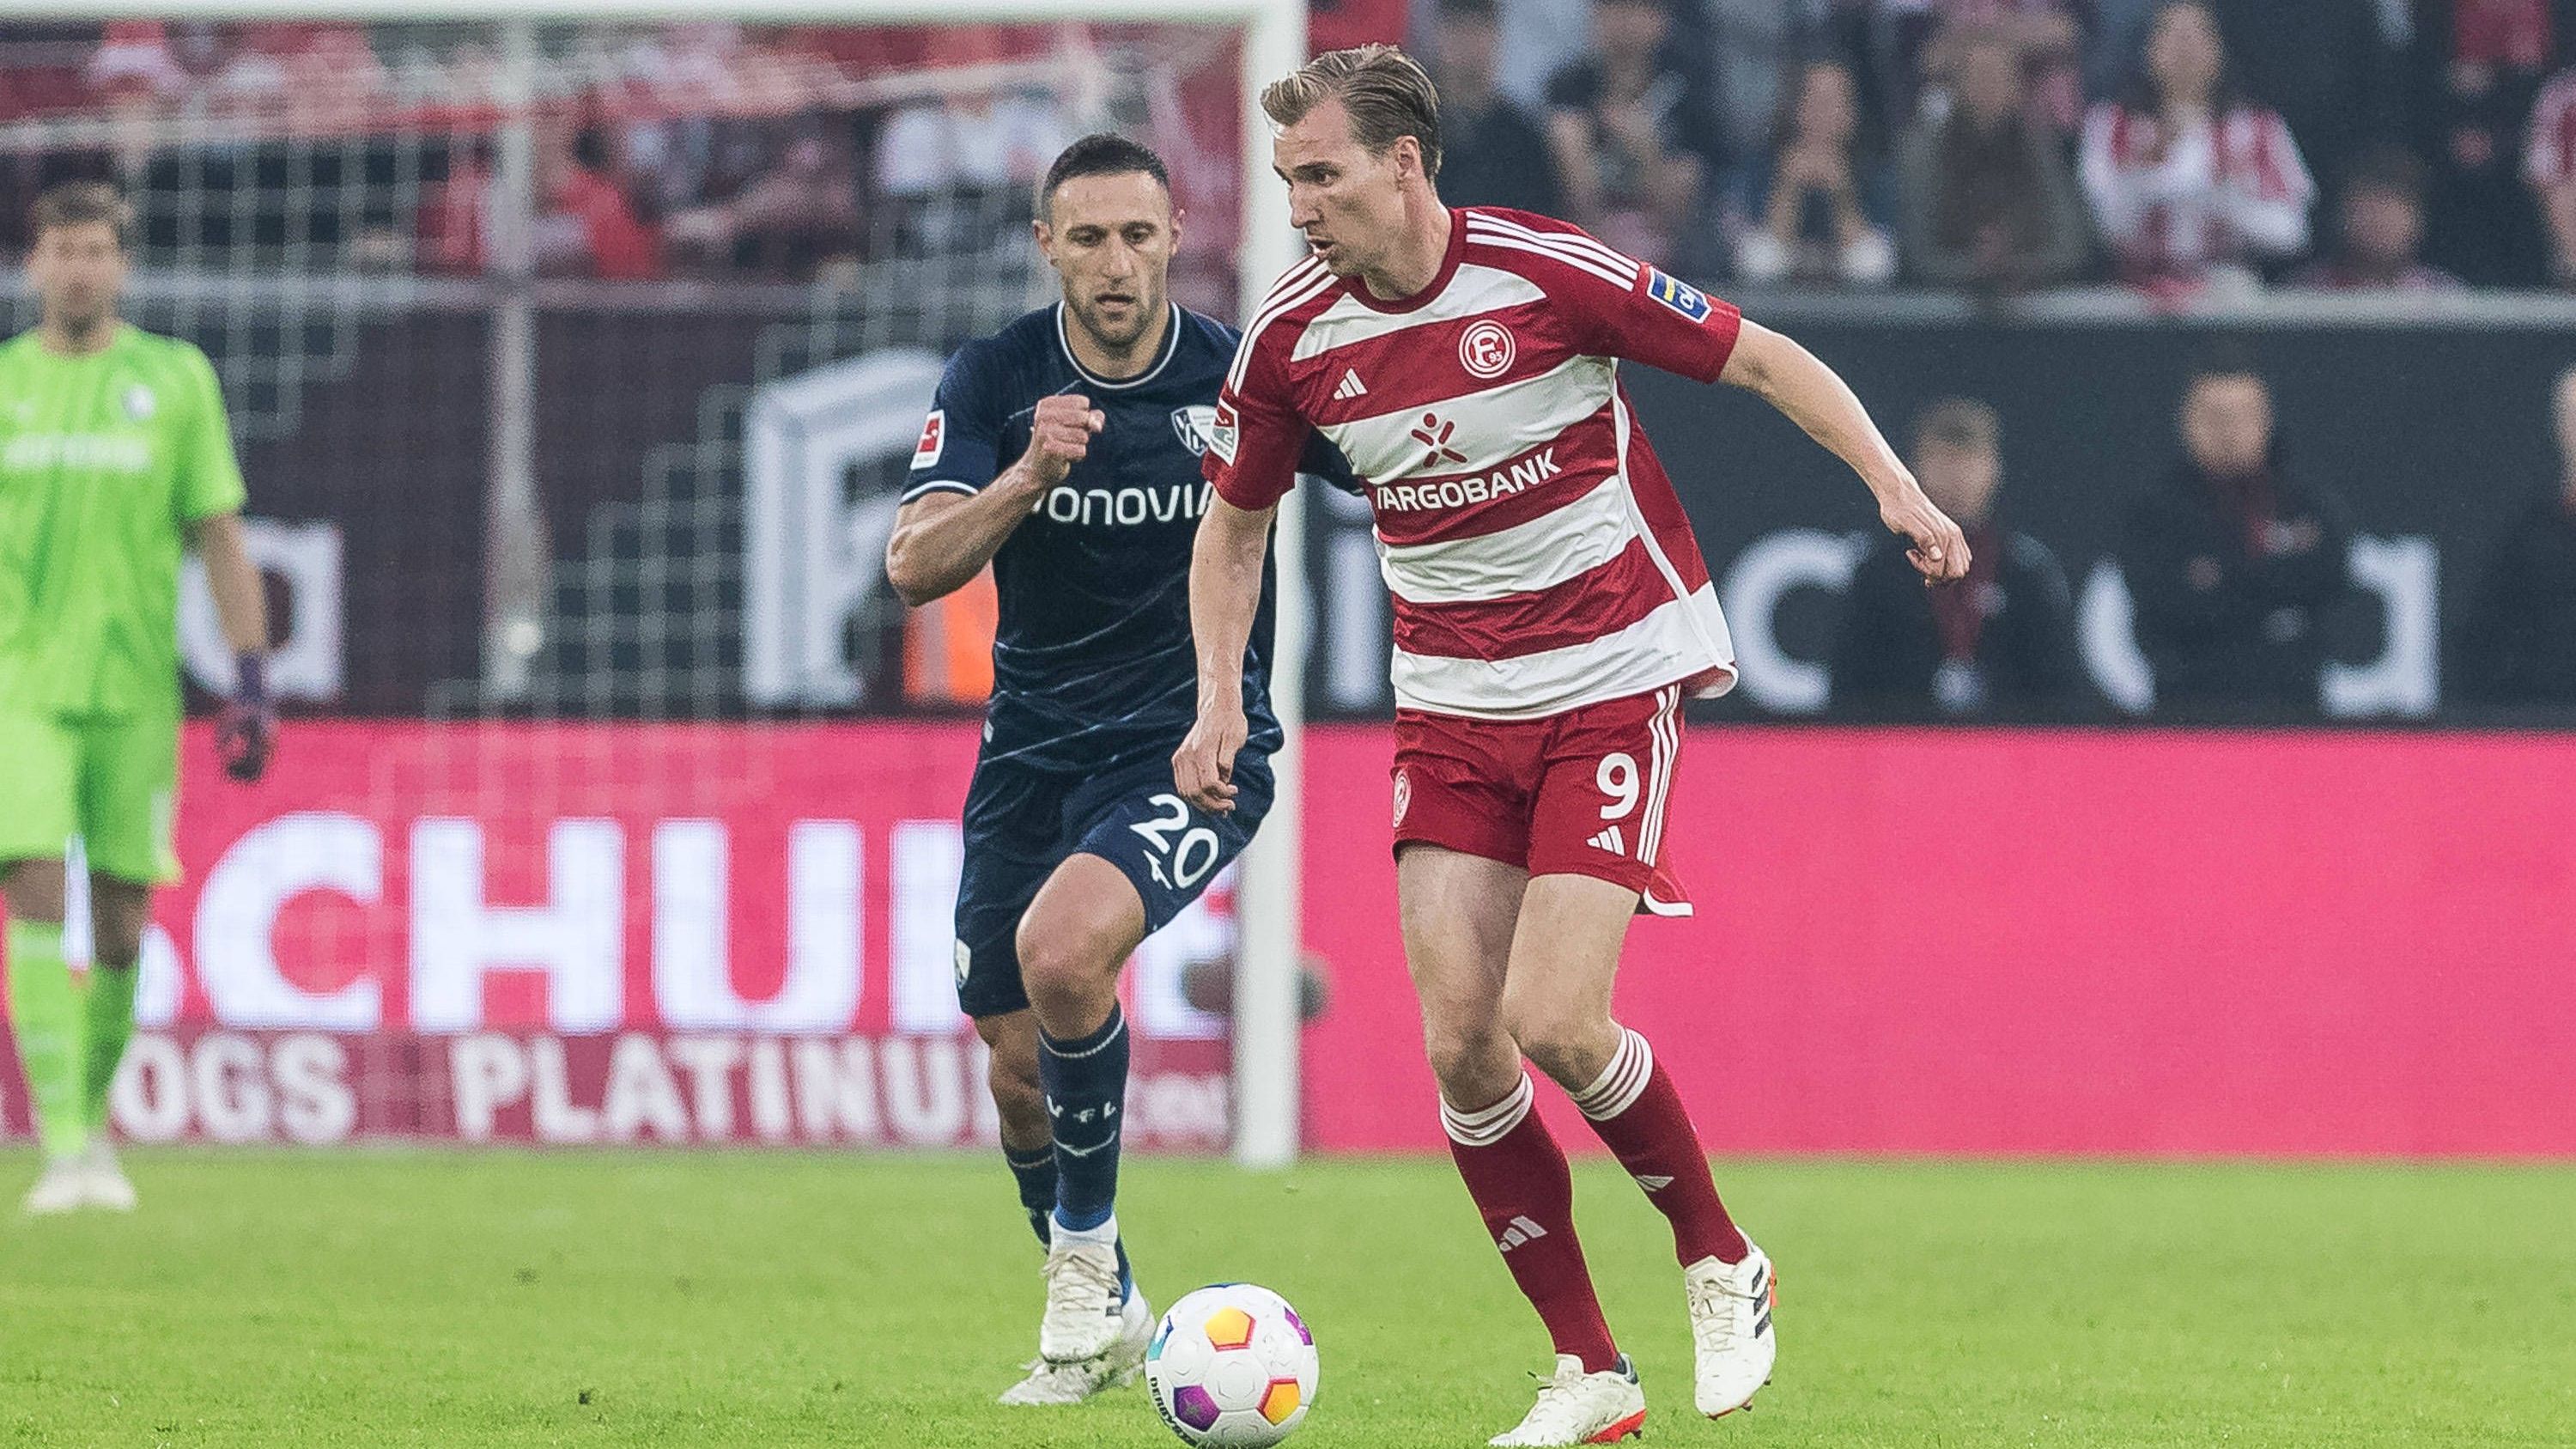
[1389,683,1691,916]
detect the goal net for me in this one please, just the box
[0,9,1305,1161]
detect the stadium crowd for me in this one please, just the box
[11,4,2576,295]
[5,10,2574,724]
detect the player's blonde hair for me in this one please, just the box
[31,180,132,248]
[1261,46,1443,181]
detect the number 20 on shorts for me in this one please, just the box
[1132,793,1223,889]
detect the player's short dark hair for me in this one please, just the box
[30,180,131,248]
[1038,134,1172,221]
[1914,398,1999,454]
[1261,46,1443,182]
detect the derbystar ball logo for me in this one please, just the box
[1458,319,1516,380]
[912,410,945,468]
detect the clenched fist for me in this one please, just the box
[1024,393,1106,489]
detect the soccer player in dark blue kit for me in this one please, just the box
[884,135,1342,1406]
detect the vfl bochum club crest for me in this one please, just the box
[1170,404,1220,454]
[123,384,156,422]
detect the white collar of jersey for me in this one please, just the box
[1054,301,1182,391]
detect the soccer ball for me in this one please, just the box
[1144,1283,1319,1446]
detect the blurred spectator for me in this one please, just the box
[2118,353,2355,716]
[872,28,1070,256]
[1823,0,2088,138]
[1426,0,1567,216]
[534,125,664,280]
[2080,0,2314,292]
[2423,0,2562,284]
[1543,0,1727,271]
[2288,147,2468,289]
[2207,0,2404,204]
[1481,0,1599,110]
[1735,58,1898,285]
[1707,0,1811,164]
[1898,26,2090,289]
[666,115,860,280]
[1829,399,2087,720]
[2451,362,2576,706]
[416,137,494,276]
[2515,58,2576,283]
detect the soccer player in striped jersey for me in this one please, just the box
[1175,48,1969,1447]
[3,182,276,1215]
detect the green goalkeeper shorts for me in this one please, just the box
[0,709,182,886]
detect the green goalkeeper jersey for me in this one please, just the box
[0,324,246,718]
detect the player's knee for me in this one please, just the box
[1503,1003,1615,1091]
[0,861,69,924]
[1421,1022,1516,1099]
[1014,918,1116,1022]
[92,917,146,968]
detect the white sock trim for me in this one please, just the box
[1440,1075,1534,1148]
[1050,1211,1119,1248]
[1572,1028,1654,1121]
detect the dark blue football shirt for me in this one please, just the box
[902,303,1346,774]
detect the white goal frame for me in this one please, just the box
[81,0,1315,1167]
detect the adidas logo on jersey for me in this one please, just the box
[1497,1215,1549,1253]
[1333,368,1368,400]
[1589,825,1626,855]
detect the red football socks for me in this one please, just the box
[1443,1075,1622,1373]
[1570,1027,1750,1266]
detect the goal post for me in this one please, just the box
[20,0,1314,1166]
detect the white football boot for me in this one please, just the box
[1488,1354,1647,1447]
[1037,1234,1127,1363]
[999,1288,1151,1404]
[20,1155,87,1216]
[1685,1243,1777,1417]
[80,1137,137,1212]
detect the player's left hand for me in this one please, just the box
[1881,484,1972,586]
[1173,703,1248,814]
[216,656,277,783]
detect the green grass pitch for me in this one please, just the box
[3,1150,2570,1446]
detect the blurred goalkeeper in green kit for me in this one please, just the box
[3,181,274,1214]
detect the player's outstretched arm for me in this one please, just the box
[189,510,276,782]
[1720,320,1971,584]
[1173,495,1274,814]
[883,394,1102,606]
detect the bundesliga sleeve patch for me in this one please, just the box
[912,410,945,468]
[1646,269,1713,323]
[1208,401,1240,465]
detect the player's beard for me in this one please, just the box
[45,290,114,346]
[1070,290,1160,361]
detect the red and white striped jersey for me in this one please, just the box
[1205,207,1741,720]
[2077,102,2313,281]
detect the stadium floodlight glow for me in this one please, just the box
[31,0,1315,1168]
